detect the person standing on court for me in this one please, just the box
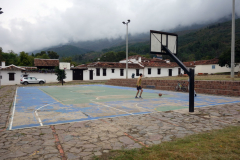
[135,73,143,98]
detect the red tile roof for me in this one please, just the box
[73,62,144,69]
[190,59,219,65]
[34,59,59,67]
[150,58,166,63]
[0,64,25,71]
[141,61,175,68]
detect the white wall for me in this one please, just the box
[25,69,72,83]
[0,70,73,85]
[195,64,239,74]
[0,70,23,85]
[82,68,144,80]
[80,67,186,81]
[143,67,183,77]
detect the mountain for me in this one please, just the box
[178,18,240,61]
[32,45,92,58]
[100,18,240,62]
[29,16,239,63]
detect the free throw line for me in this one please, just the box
[9,87,18,130]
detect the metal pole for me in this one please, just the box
[162,46,194,112]
[126,23,128,79]
[62,70,63,86]
[189,69,195,112]
[231,0,235,80]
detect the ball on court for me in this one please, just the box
[158,93,162,97]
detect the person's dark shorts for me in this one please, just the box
[137,86,142,90]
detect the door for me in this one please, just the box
[89,70,93,80]
[73,70,83,80]
[168,69,172,76]
[178,68,181,75]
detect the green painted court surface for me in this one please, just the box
[9,84,240,130]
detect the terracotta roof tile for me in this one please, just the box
[150,59,166,63]
[34,59,59,67]
[190,59,219,65]
[0,64,25,71]
[73,62,144,69]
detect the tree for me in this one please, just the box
[55,67,66,82]
[61,57,72,63]
[35,51,50,59]
[18,51,33,66]
[0,47,5,63]
[48,51,59,59]
[218,39,240,68]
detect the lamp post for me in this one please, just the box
[122,19,130,79]
[0,8,3,14]
[231,0,235,80]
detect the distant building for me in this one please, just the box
[71,55,194,80]
[190,59,239,74]
[34,58,59,69]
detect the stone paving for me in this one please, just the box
[0,86,240,160]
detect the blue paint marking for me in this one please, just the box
[10,85,240,130]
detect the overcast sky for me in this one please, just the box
[0,0,239,53]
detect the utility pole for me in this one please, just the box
[231,0,235,80]
[122,20,130,79]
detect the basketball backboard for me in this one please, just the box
[59,62,70,70]
[150,30,178,55]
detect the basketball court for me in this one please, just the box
[9,84,240,130]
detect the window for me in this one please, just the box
[136,69,139,76]
[96,68,100,76]
[103,68,106,76]
[8,73,15,81]
[148,68,151,75]
[112,69,115,73]
[212,65,215,69]
[120,69,124,76]
[158,68,161,75]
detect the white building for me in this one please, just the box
[0,55,196,85]
[191,59,239,74]
[0,62,25,85]
[0,60,72,85]
[71,55,194,80]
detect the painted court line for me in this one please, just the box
[91,100,134,115]
[9,87,18,130]
[34,97,88,126]
[34,111,43,126]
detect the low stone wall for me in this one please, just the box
[106,79,240,97]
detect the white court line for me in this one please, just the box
[34,96,90,126]
[135,103,155,113]
[35,111,43,126]
[35,101,59,126]
[90,100,134,115]
[9,87,18,130]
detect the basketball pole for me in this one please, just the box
[62,69,63,86]
[162,46,194,112]
[231,0,235,80]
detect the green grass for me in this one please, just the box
[94,126,240,160]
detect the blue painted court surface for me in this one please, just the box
[9,84,240,130]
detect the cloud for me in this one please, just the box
[0,0,239,53]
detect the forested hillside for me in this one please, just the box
[100,18,240,62]
[178,18,240,61]
[33,45,92,58]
